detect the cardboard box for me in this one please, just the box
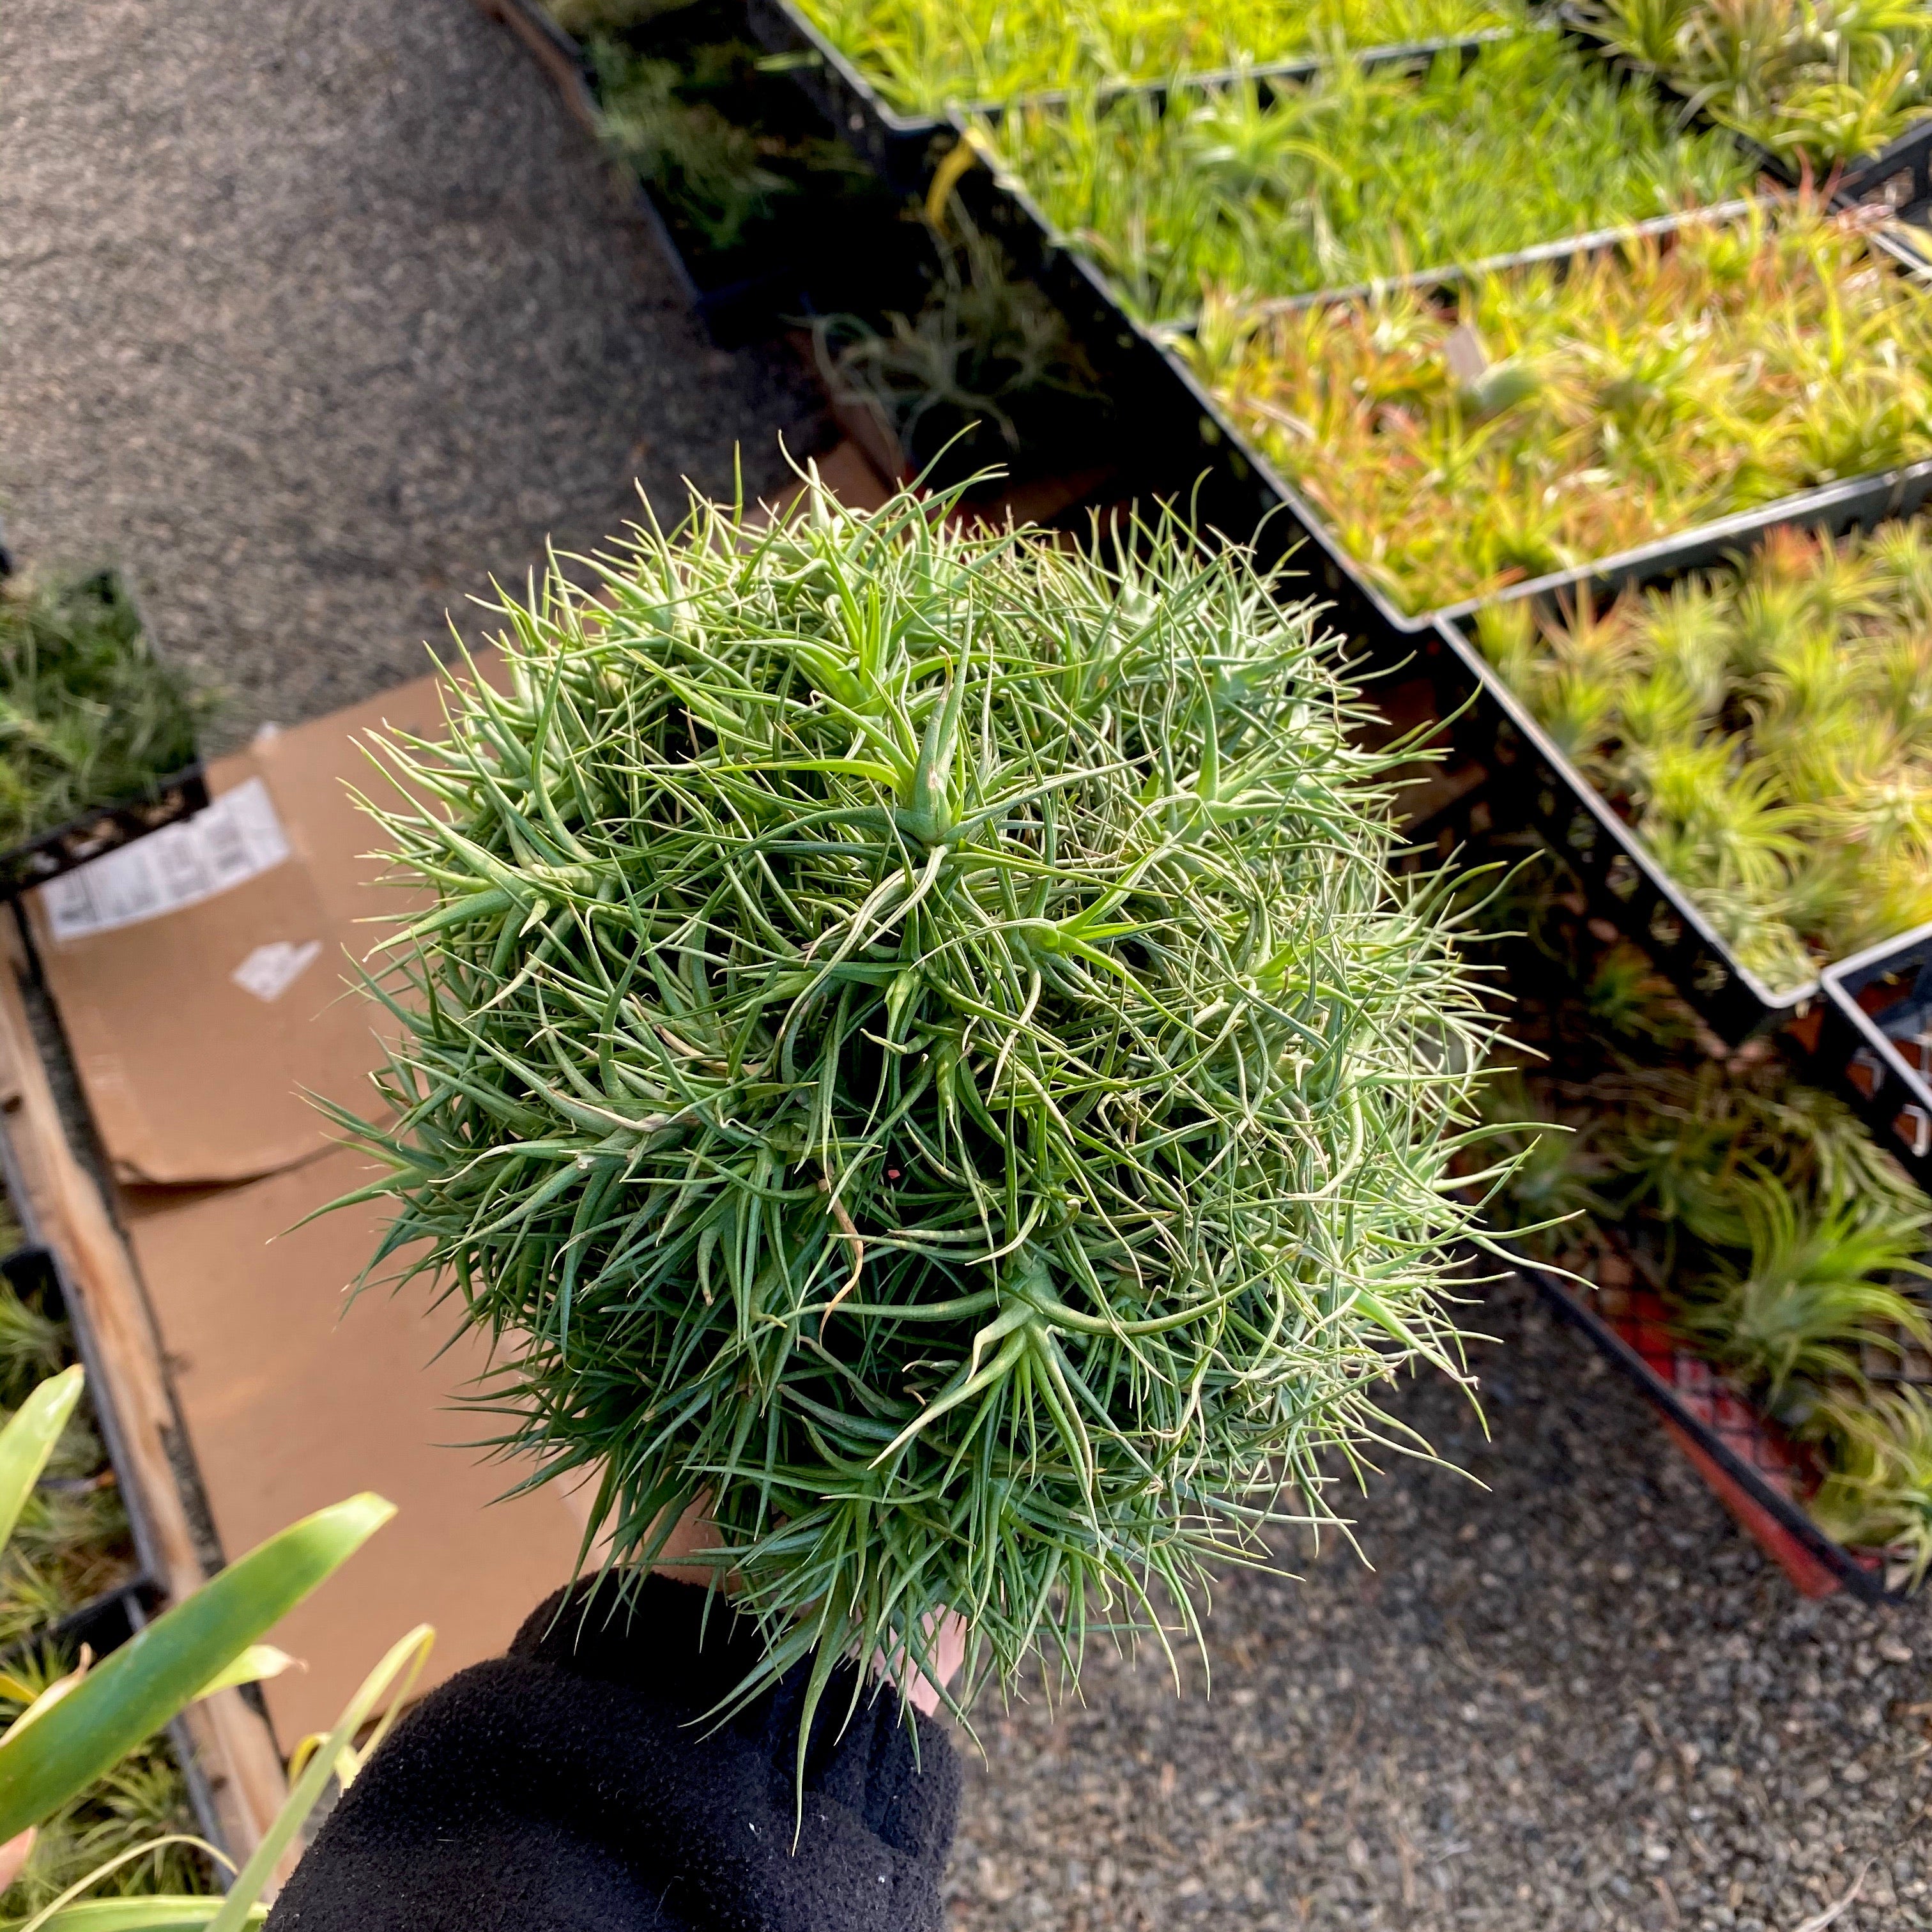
[124,1148,587,1742]
[27,668,480,1187]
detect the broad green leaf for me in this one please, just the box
[0,1494,394,1844]
[0,1367,84,1549]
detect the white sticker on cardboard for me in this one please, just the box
[231,939,323,1003]
[41,777,293,942]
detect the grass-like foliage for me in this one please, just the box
[1193,202,1932,613]
[1475,519,1932,993]
[1481,896,1932,1584]
[0,1647,210,1917]
[793,0,1524,112]
[332,478,1499,1736]
[1577,0,1932,169]
[0,572,207,850]
[588,26,873,257]
[983,34,1752,324]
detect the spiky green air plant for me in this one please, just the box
[1808,1386,1932,1586]
[329,479,1501,1749]
[1673,1181,1932,1402]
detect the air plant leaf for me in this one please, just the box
[326,474,1502,1742]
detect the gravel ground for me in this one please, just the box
[8,5,1931,1928]
[949,1271,1932,1932]
[0,0,819,751]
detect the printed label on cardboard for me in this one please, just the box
[231,939,324,1003]
[42,778,291,942]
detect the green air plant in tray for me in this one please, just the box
[787,0,1531,114]
[1574,0,1932,176]
[1192,201,1932,613]
[583,1,880,268]
[0,1647,213,1919]
[0,1268,135,1650]
[0,572,206,852]
[1473,517,1932,996]
[978,33,1754,325]
[1483,891,1932,1586]
[328,476,1504,1736]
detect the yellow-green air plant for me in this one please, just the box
[790,0,1526,114]
[1575,0,1932,172]
[327,477,1505,1740]
[1190,201,1932,614]
[1473,516,1932,992]
[981,33,1753,325]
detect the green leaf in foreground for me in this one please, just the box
[0,1495,395,1844]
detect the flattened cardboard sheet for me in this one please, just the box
[29,660,496,1187]
[124,1145,588,1743]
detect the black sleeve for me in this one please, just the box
[264,1574,961,1932]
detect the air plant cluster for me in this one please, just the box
[1576,0,1932,171]
[581,3,876,259]
[1475,518,1932,994]
[0,1650,208,1918]
[333,477,1503,1736]
[812,210,1114,491]
[1192,203,1932,612]
[792,0,1524,113]
[1483,891,1932,1585]
[0,572,208,852]
[983,34,1752,323]
[0,1268,134,1649]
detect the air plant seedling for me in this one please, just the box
[1473,516,1932,993]
[0,572,209,851]
[811,209,1112,491]
[792,0,1527,113]
[983,34,1754,324]
[588,20,875,258]
[1193,202,1932,613]
[1575,0,1932,172]
[331,475,1504,1742]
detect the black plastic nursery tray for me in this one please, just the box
[1556,4,1932,233]
[1419,457,1932,1050]
[744,0,1525,184]
[1816,920,1932,1192]
[1521,1253,1899,1601]
[0,570,207,901]
[478,0,911,344]
[0,764,209,903]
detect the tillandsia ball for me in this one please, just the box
[334,477,1497,1736]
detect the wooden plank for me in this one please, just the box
[0,939,292,1871]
